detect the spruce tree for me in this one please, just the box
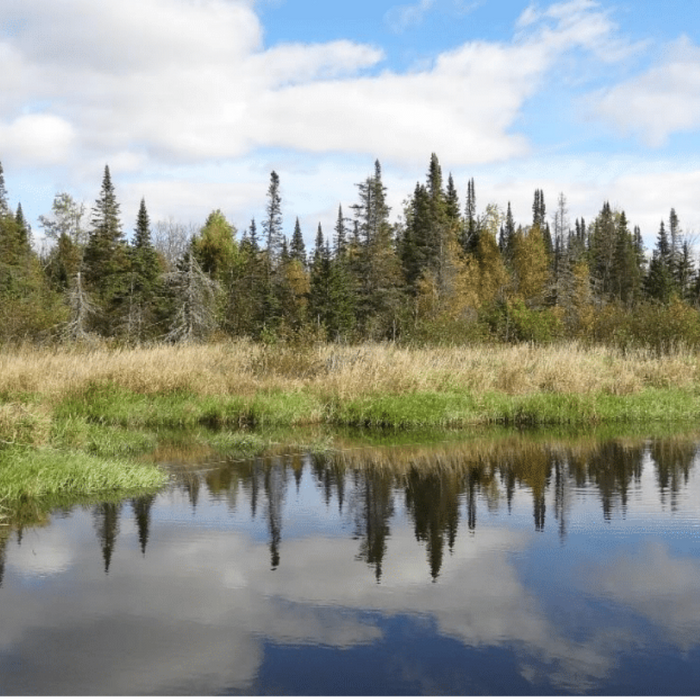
[645,221,675,302]
[463,177,478,253]
[309,223,331,331]
[500,201,516,262]
[14,203,31,253]
[290,217,306,264]
[610,210,641,306]
[263,171,283,261]
[334,205,348,257]
[351,161,403,338]
[444,173,461,226]
[126,198,163,341]
[83,165,129,333]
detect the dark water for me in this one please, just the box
[1,432,700,695]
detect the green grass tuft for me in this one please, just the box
[0,446,167,503]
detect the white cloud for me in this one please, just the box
[0,114,75,165]
[0,0,627,173]
[583,541,700,651]
[594,36,700,146]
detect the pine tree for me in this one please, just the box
[676,241,695,301]
[532,189,546,229]
[262,171,283,261]
[309,224,331,331]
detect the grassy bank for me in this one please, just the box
[2,339,700,512]
[0,446,167,502]
[3,340,700,435]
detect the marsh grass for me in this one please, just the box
[1,341,700,436]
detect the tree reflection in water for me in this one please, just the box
[0,432,698,583]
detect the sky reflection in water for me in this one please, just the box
[0,433,699,695]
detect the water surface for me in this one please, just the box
[1,432,699,695]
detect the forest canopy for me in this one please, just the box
[1,154,699,352]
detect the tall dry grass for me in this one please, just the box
[1,340,700,401]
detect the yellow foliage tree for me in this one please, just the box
[512,225,549,306]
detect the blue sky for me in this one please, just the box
[1,0,700,250]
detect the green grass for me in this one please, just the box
[55,384,326,429]
[327,389,700,428]
[0,446,167,503]
[2,378,700,517]
[52,383,700,432]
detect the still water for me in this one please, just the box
[1,431,700,695]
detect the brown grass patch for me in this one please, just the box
[1,340,700,402]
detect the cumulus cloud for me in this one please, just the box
[593,36,700,146]
[0,0,629,172]
[0,114,75,165]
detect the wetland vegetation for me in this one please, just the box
[2,340,700,517]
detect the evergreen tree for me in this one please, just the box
[83,165,129,333]
[610,210,642,306]
[588,201,617,302]
[125,198,164,341]
[289,217,306,264]
[262,171,283,261]
[401,182,432,294]
[532,189,546,229]
[645,221,675,302]
[309,224,332,331]
[676,241,695,301]
[0,161,9,218]
[444,173,461,226]
[350,160,403,338]
[462,177,478,253]
[500,201,516,262]
[14,203,31,253]
[0,167,62,341]
[334,204,349,256]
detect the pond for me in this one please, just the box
[1,430,700,695]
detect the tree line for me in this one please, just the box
[1,154,699,349]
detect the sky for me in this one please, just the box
[1,0,700,251]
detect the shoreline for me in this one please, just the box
[2,340,700,506]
